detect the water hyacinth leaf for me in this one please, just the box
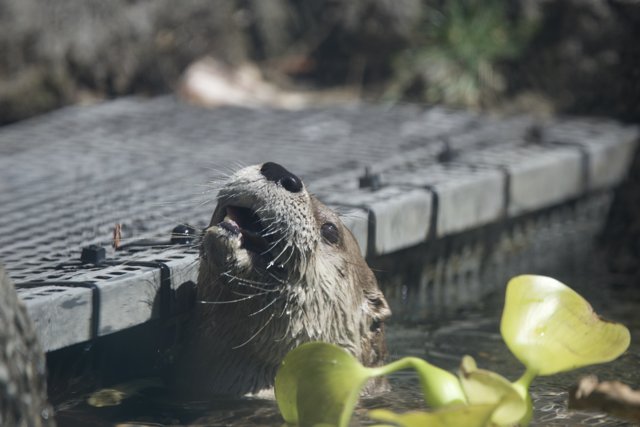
[501,275,631,376]
[458,355,528,426]
[369,404,495,427]
[274,342,372,427]
[370,357,466,408]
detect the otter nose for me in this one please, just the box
[260,162,303,193]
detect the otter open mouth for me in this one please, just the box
[219,206,272,256]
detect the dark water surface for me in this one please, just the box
[55,253,640,426]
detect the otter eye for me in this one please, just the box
[321,222,340,244]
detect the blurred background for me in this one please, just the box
[2,0,639,281]
[1,0,639,125]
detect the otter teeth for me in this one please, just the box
[219,206,271,255]
[218,217,241,235]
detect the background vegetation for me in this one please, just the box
[1,0,638,124]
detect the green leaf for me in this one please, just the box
[370,357,466,409]
[369,405,495,427]
[458,356,528,426]
[275,342,467,426]
[501,275,631,376]
[274,342,371,427]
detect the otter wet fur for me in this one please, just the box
[174,162,391,397]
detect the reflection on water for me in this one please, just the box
[55,253,640,426]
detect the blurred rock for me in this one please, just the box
[179,57,308,109]
[0,265,54,426]
[295,0,423,84]
[0,0,247,124]
[2,0,639,123]
[0,0,425,123]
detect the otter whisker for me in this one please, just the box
[260,225,283,240]
[230,281,276,294]
[298,250,308,275]
[198,292,268,304]
[265,270,289,286]
[259,219,281,231]
[260,229,281,239]
[264,236,287,256]
[262,235,288,256]
[205,161,243,178]
[259,220,281,234]
[280,245,296,269]
[255,212,278,223]
[222,272,278,293]
[230,289,267,297]
[268,242,292,269]
[231,312,276,349]
[248,292,282,317]
[274,296,295,341]
[263,222,285,235]
[150,196,215,208]
[222,272,276,287]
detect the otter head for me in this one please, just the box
[182,162,390,395]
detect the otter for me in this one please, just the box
[174,162,391,396]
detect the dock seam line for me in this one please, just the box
[16,280,101,339]
[125,261,172,319]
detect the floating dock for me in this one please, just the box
[0,96,637,352]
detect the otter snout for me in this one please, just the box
[204,162,315,279]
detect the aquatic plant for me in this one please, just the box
[386,0,537,108]
[274,275,630,426]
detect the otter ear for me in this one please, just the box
[366,289,391,322]
[360,267,391,322]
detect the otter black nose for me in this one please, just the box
[260,162,303,193]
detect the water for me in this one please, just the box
[53,253,640,426]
